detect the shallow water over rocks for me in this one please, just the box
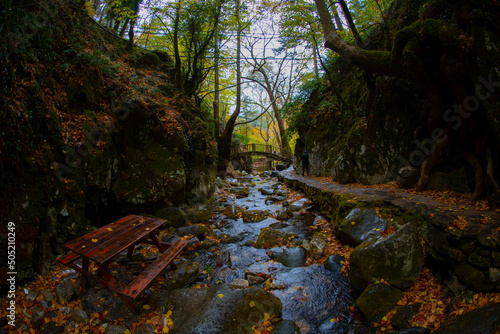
[208,173,360,333]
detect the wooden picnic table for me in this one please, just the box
[58,214,188,311]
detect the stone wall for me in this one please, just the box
[279,170,500,292]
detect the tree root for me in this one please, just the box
[462,152,485,202]
[416,140,449,191]
[486,149,499,209]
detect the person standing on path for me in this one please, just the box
[301,150,310,177]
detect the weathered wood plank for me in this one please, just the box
[57,251,81,265]
[63,215,142,255]
[120,239,189,300]
[87,217,167,265]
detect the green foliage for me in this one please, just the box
[135,0,227,97]
[79,51,118,75]
[232,133,250,146]
[283,76,323,134]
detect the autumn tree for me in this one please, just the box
[242,26,298,158]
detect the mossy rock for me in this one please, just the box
[425,167,470,193]
[242,209,271,223]
[223,205,244,219]
[276,209,292,220]
[155,207,189,228]
[135,51,161,69]
[349,223,424,291]
[216,233,234,244]
[185,208,213,223]
[254,228,295,249]
[434,303,500,334]
[338,208,388,246]
[452,261,494,291]
[175,224,210,239]
[229,187,250,198]
[164,262,200,290]
[392,303,422,330]
[355,283,403,323]
[166,284,282,334]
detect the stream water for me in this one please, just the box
[192,172,361,334]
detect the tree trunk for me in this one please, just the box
[338,0,363,47]
[217,0,241,175]
[119,17,130,37]
[127,0,141,49]
[213,32,220,141]
[314,0,404,77]
[173,1,182,88]
[333,4,344,31]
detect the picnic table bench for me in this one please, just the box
[58,214,188,311]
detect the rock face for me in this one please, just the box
[349,223,424,291]
[165,284,282,334]
[0,2,218,282]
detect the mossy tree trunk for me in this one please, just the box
[314,0,500,201]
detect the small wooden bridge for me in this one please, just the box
[231,144,292,163]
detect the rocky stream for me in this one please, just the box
[9,168,500,334]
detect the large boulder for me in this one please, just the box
[355,283,403,322]
[255,228,296,249]
[289,198,310,211]
[338,208,388,246]
[434,303,500,334]
[267,247,306,268]
[223,205,244,219]
[185,208,213,223]
[155,207,189,228]
[165,284,282,334]
[349,223,424,291]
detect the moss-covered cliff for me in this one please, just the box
[294,0,500,203]
[0,0,217,280]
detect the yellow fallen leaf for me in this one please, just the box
[143,304,151,310]
[92,239,98,242]
[125,330,131,334]
[249,301,255,307]
[351,222,355,225]
[163,328,168,333]
[108,228,113,231]
[146,228,150,230]
[218,293,224,298]
[330,318,336,323]
[81,245,86,248]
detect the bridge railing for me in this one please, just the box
[231,144,279,156]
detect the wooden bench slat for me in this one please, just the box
[120,240,189,300]
[64,215,142,254]
[58,252,81,265]
[86,217,168,265]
